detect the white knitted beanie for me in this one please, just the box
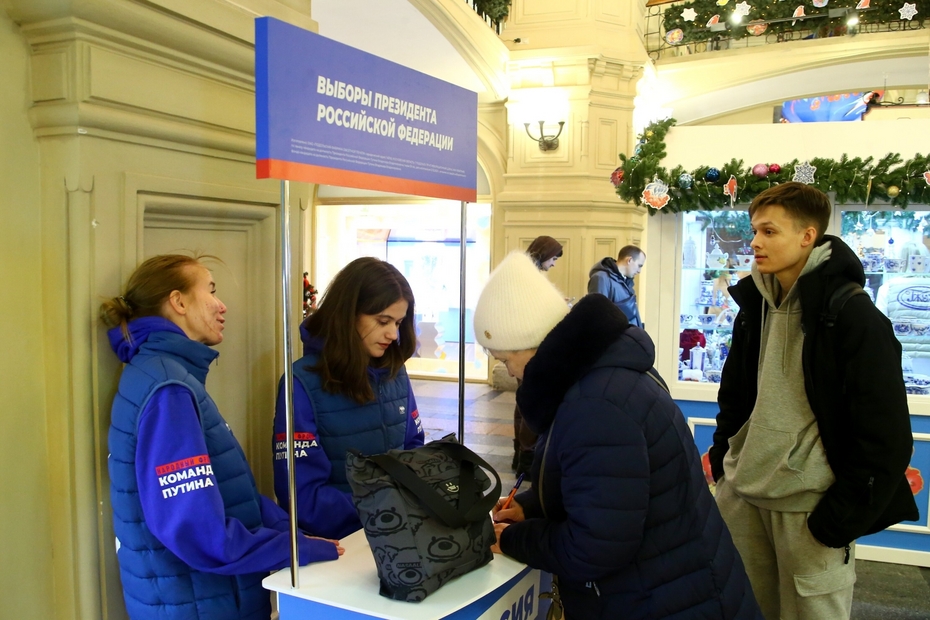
[474,251,569,351]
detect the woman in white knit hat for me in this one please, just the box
[476,252,761,620]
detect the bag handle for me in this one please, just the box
[364,440,502,529]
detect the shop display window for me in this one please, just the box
[677,207,930,390]
[678,210,751,383]
[840,209,930,390]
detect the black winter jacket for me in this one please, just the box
[501,295,761,620]
[709,235,918,548]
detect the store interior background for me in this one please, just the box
[2,0,929,618]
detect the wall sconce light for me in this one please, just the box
[524,121,564,151]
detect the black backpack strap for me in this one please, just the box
[822,281,869,328]
[364,440,502,528]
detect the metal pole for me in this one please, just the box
[458,200,467,442]
[280,180,300,588]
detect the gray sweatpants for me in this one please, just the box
[716,477,856,620]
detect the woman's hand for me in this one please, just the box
[306,535,345,556]
[490,521,509,554]
[492,498,525,525]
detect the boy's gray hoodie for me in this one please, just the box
[722,242,836,511]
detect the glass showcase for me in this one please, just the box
[678,207,930,391]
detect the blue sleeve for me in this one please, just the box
[404,377,425,448]
[588,272,611,298]
[273,377,361,539]
[136,385,338,575]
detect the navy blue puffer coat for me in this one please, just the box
[500,295,761,619]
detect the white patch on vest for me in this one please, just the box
[158,464,216,499]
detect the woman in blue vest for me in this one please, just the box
[273,257,425,539]
[102,254,343,620]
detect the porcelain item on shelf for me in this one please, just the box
[704,369,722,383]
[893,321,912,336]
[690,345,706,371]
[705,243,729,269]
[735,255,753,268]
[885,258,906,273]
[717,310,736,327]
[911,322,930,337]
[680,314,695,326]
[905,384,930,395]
[908,255,927,273]
[697,314,715,327]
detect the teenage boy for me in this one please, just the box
[587,245,645,327]
[709,182,918,620]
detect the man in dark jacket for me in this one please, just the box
[588,245,645,327]
[710,183,918,620]
[474,251,761,620]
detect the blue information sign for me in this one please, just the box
[256,17,478,202]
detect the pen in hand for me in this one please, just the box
[498,472,525,513]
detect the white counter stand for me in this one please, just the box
[264,530,552,620]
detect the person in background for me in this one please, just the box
[511,235,565,480]
[588,244,645,327]
[478,252,761,620]
[710,182,918,620]
[526,235,563,271]
[273,257,425,540]
[102,254,342,620]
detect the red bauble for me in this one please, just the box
[610,167,625,187]
[768,163,782,174]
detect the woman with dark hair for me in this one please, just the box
[273,257,425,539]
[102,254,342,620]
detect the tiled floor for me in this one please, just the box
[412,378,930,620]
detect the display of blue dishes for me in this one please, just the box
[697,314,715,327]
[704,369,722,383]
[905,384,930,395]
[893,321,912,336]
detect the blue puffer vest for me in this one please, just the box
[109,330,269,620]
[292,354,409,492]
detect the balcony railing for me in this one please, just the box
[645,2,927,60]
[465,0,508,35]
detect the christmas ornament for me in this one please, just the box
[752,163,769,178]
[610,167,625,187]
[898,2,918,20]
[888,185,900,197]
[746,20,768,35]
[769,163,781,174]
[724,175,739,207]
[642,176,671,210]
[706,14,721,27]
[734,1,752,18]
[645,130,654,139]
[705,168,721,182]
[665,28,685,44]
[634,144,643,156]
[923,170,930,185]
[856,0,870,8]
[793,161,817,184]
[716,0,730,5]
[793,6,806,17]
[682,7,698,21]
[679,173,694,189]
[812,0,829,7]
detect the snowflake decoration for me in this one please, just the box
[682,7,698,21]
[734,2,752,18]
[898,2,918,19]
[793,161,817,184]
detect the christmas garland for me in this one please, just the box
[613,118,930,214]
[662,0,928,46]
[474,0,511,22]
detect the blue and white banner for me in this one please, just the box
[256,17,478,201]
